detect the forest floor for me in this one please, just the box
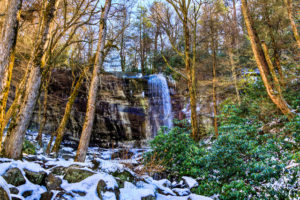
[0,131,212,200]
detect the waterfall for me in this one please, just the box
[148,74,173,137]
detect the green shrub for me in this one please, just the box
[144,119,205,177]
[22,139,36,155]
[145,115,299,199]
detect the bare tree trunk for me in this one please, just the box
[231,0,241,105]
[0,0,22,151]
[183,9,201,142]
[3,0,61,159]
[75,0,111,162]
[261,41,282,95]
[284,0,300,49]
[36,71,52,145]
[241,0,295,120]
[212,39,218,138]
[120,33,126,72]
[51,67,87,155]
[228,49,241,105]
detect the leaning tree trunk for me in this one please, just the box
[284,0,300,49]
[51,67,87,155]
[75,0,111,162]
[0,0,22,152]
[3,0,60,159]
[241,0,295,120]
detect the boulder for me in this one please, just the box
[112,169,136,188]
[9,187,19,194]
[22,190,33,198]
[97,179,120,200]
[45,173,62,190]
[40,191,54,200]
[24,169,47,185]
[50,166,67,176]
[63,168,95,183]
[2,168,26,186]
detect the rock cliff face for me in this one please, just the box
[28,69,184,148]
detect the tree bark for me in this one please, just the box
[0,0,22,152]
[241,0,295,120]
[231,0,241,105]
[183,7,201,141]
[3,0,61,159]
[212,38,218,138]
[75,0,111,162]
[36,71,52,145]
[228,49,241,105]
[284,0,300,49]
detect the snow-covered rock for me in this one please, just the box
[120,182,155,200]
[182,176,199,189]
[172,188,191,196]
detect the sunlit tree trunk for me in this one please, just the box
[0,0,22,152]
[51,67,87,155]
[284,0,300,49]
[241,0,295,120]
[75,0,111,162]
[183,7,201,142]
[3,0,61,159]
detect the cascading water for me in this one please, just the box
[148,74,173,137]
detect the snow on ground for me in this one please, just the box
[0,131,213,200]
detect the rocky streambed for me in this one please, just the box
[0,132,212,200]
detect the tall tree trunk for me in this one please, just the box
[284,0,300,49]
[153,25,159,73]
[75,0,111,162]
[212,39,218,138]
[230,0,241,105]
[3,0,61,159]
[241,0,295,120]
[228,49,241,105]
[51,67,87,155]
[183,8,202,141]
[0,0,22,152]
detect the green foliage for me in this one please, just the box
[144,120,205,177]
[22,139,36,155]
[145,110,299,199]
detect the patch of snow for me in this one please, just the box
[17,181,47,200]
[61,173,118,200]
[120,182,155,200]
[0,160,47,175]
[143,176,176,196]
[172,188,191,196]
[97,159,124,173]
